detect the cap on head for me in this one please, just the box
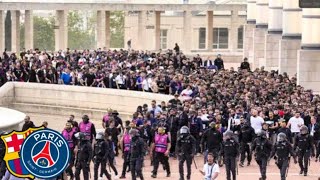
[257,130,267,138]
[224,130,234,140]
[129,128,139,137]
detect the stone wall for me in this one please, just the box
[0,82,173,121]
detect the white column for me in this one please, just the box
[206,11,213,51]
[282,0,302,38]
[96,10,106,49]
[55,10,68,51]
[264,0,283,71]
[183,11,192,53]
[155,11,161,51]
[247,0,257,23]
[301,9,320,49]
[278,0,302,77]
[268,0,283,32]
[297,9,320,92]
[25,10,33,50]
[230,10,238,52]
[11,10,20,53]
[0,10,4,53]
[138,11,147,50]
[244,0,257,66]
[256,0,269,27]
[105,11,110,49]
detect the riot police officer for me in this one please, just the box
[62,122,77,180]
[176,126,196,180]
[238,120,255,167]
[0,131,7,179]
[294,125,315,176]
[151,126,171,178]
[251,130,272,180]
[93,132,111,180]
[74,132,93,180]
[220,131,239,180]
[270,133,297,180]
[129,128,145,180]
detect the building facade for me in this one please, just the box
[124,10,246,58]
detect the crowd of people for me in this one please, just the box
[1,47,320,180]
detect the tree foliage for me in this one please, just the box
[110,11,124,48]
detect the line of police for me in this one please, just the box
[0,114,318,180]
[61,114,317,180]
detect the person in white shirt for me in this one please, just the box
[250,109,264,134]
[287,112,304,144]
[200,153,219,180]
[142,75,152,92]
[115,72,126,89]
[180,85,193,101]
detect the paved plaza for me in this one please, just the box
[29,113,320,180]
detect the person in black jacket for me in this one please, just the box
[189,110,203,155]
[277,119,292,143]
[220,131,239,180]
[214,54,224,70]
[21,116,35,131]
[294,125,315,176]
[93,132,111,180]
[176,126,196,180]
[201,122,223,164]
[168,108,179,157]
[238,120,255,167]
[74,132,93,180]
[129,129,145,180]
[270,133,297,180]
[251,130,273,180]
[240,58,250,71]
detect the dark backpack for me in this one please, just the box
[94,141,105,156]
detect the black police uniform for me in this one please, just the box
[251,135,272,180]
[103,138,118,176]
[93,139,111,180]
[168,114,179,155]
[130,134,145,180]
[75,139,92,180]
[176,132,196,180]
[294,133,314,175]
[270,140,296,180]
[239,124,255,166]
[221,137,239,180]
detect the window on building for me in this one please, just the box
[238,26,244,49]
[160,29,168,49]
[198,28,206,49]
[213,28,228,49]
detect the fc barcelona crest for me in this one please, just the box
[0,127,43,179]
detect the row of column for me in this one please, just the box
[244,0,320,91]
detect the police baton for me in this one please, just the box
[193,157,198,169]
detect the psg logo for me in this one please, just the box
[20,129,70,179]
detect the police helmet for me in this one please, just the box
[75,132,85,140]
[224,130,234,140]
[180,126,190,134]
[82,115,89,121]
[277,132,286,142]
[129,128,139,137]
[300,125,308,135]
[257,130,267,138]
[96,132,105,140]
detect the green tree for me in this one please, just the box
[20,16,55,51]
[110,11,124,48]
[68,11,95,50]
